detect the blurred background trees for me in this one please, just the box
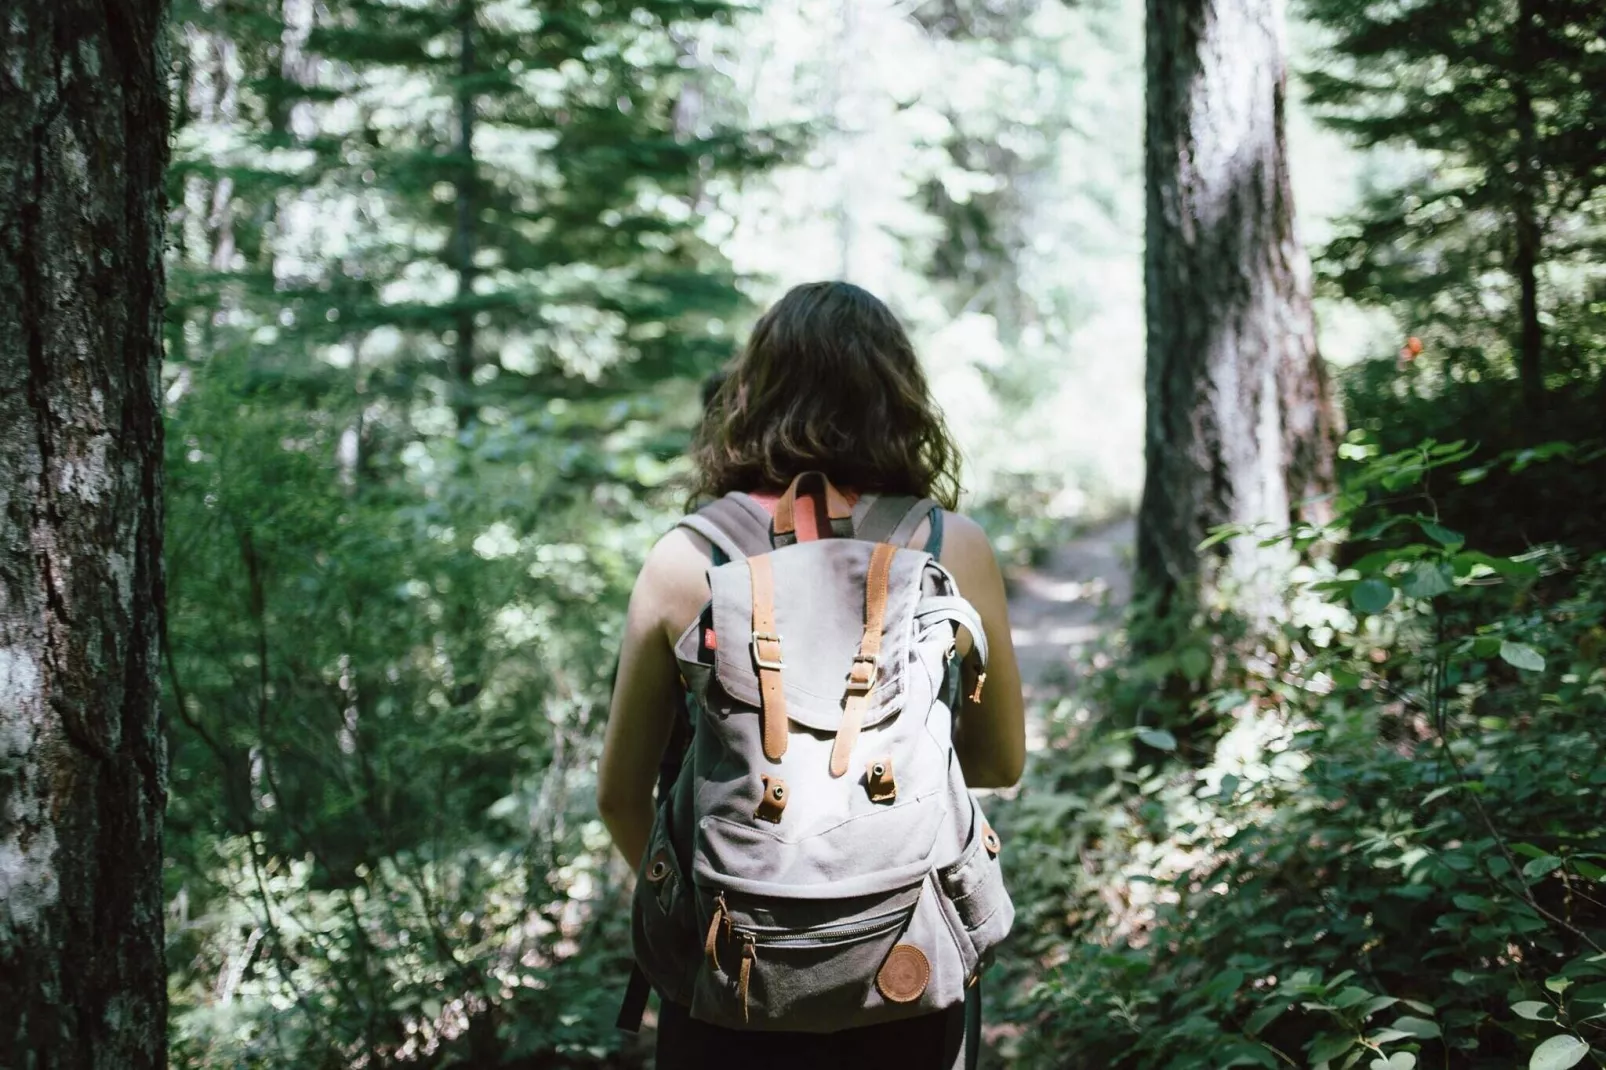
[149,0,1604,1067]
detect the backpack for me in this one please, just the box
[617,471,1013,1043]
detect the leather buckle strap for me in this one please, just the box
[750,630,785,671]
[748,554,788,762]
[830,542,898,777]
[845,653,878,694]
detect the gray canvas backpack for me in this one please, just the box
[618,471,1013,1042]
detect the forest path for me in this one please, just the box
[1003,516,1135,747]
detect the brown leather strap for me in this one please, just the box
[704,896,727,973]
[830,542,897,777]
[738,939,756,1023]
[748,554,787,762]
[773,471,853,544]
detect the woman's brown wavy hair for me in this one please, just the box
[691,281,962,509]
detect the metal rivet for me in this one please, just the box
[872,763,886,778]
[772,785,784,800]
[982,827,1001,856]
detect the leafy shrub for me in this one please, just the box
[1340,358,1606,556]
[992,439,1606,1070]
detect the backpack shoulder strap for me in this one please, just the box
[916,594,987,667]
[856,494,941,549]
[676,492,775,561]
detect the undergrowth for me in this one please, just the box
[991,435,1606,1070]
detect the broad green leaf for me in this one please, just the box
[1417,519,1464,549]
[1179,646,1211,681]
[1370,1055,1416,1070]
[1456,550,1540,578]
[1246,1002,1289,1036]
[1401,562,1454,599]
[1393,1015,1440,1039]
[1512,1001,1557,1021]
[1219,1042,1280,1068]
[1399,999,1435,1015]
[1333,986,1376,1009]
[1500,641,1546,672]
[1309,1032,1356,1064]
[1574,861,1606,881]
[1136,728,1177,752]
[1546,977,1573,995]
[1366,1028,1412,1045]
[1204,967,1246,1000]
[1529,1035,1589,1070]
[1361,996,1399,1017]
[1351,578,1394,614]
[1523,856,1564,880]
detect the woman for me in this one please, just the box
[599,281,1025,1068]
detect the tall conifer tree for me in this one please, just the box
[1304,0,1606,409]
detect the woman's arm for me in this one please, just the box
[600,523,713,867]
[939,513,1027,788]
[597,530,706,867]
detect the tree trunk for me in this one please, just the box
[1137,0,1335,625]
[0,2,170,1066]
[1512,0,1545,411]
[452,0,479,432]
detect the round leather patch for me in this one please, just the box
[876,944,930,1004]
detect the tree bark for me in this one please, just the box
[452,0,479,432]
[0,2,170,1066]
[1137,0,1335,624]
[1512,0,1545,411]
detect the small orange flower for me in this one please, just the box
[1406,336,1424,356]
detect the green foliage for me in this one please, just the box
[1338,359,1606,556]
[1300,0,1606,398]
[993,438,1606,1069]
[162,1,769,1065]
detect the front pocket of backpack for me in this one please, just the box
[936,803,1014,971]
[631,808,698,1006]
[693,878,972,1031]
[692,886,919,1030]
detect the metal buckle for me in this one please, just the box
[750,631,785,671]
[845,654,878,694]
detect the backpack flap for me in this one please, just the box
[706,540,924,734]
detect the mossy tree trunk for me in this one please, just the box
[1138,0,1336,631]
[0,1,171,1064]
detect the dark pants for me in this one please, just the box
[654,1000,967,1070]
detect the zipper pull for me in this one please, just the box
[704,893,728,974]
[738,935,756,1024]
[969,670,987,704]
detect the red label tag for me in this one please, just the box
[703,627,717,651]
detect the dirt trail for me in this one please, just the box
[1004,517,1135,746]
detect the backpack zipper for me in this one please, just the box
[719,904,911,1021]
[738,906,909,949]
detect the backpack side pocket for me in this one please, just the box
[631,804,700,1008]
[935,800,1014,979]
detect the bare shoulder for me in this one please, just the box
[937,511,1002,580]
[636,525,716,641]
